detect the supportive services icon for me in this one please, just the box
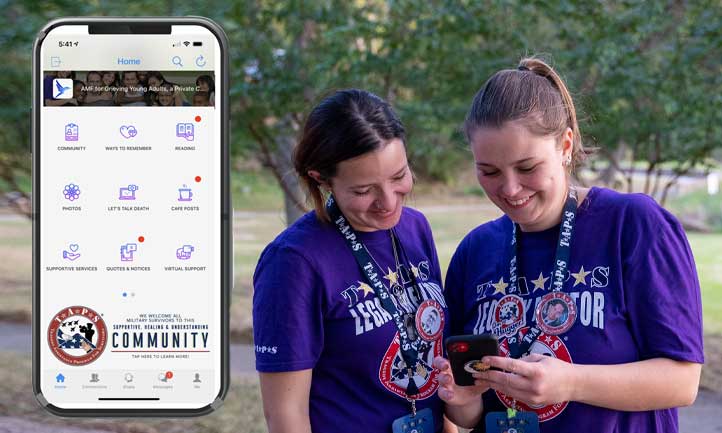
[62,243,81,261]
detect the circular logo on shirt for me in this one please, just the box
[415,300,445,341]
[379,333,442,400]
[496,327,572,422]
[492,295,526,338]
[535,292,577,336]
[47,306,107,366]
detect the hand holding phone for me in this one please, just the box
[445,334,499,386]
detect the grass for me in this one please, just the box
[689,233,722,335]
[0,352,266,433]
[231,170,285,211]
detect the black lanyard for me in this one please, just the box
[326,195,423,397]
[507,187,578,358]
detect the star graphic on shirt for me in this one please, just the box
[544,336,553,344]
[356,281,374,298]
[410,264,420,278]
[384,267,399,286]
[571,266,591,287]
[492,277,508,295]
[531,272,549,292]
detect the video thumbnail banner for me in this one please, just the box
[44,71,215,107]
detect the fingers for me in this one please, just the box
[473,368,526,390]
[432,356,451,372]
[478,356,535,377]
[520,353,546,363]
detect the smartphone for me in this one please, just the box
[32,17,230,416]
[446,334,499,386]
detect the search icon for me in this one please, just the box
[171,56,183,67]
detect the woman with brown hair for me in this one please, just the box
[435,57,703,432]
[253,89,450,433]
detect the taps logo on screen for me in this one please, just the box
[47,306,107,366]
[52,79,73,99]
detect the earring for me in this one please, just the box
[564,155,572,166]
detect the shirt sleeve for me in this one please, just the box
[253,244,325,372]
[622,196,704,363]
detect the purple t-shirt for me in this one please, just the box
[254,207,449,433]
[445,187,704,433]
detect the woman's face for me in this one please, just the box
[470,121,572,232]
[148,76,162,88]
[123,73,138,86]
[158,90,174,106]
[324,138,413,232]
[87,74,101,92]
[102,73,115,86]
[198,81,209,92]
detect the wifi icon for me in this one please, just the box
[183,41,190,47]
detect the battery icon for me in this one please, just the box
[193,41,202,47]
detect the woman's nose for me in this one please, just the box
[500,174,523,197]
[374,187,396,211]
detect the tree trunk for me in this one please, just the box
[275,129,306,225]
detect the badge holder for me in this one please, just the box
[392,398,434,433]
[485,401,539,433]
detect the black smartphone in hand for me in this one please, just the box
[445,334,499,386]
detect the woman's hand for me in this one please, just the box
[473,354,575,407]
[433,356,490,406]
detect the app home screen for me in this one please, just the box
[38,26,222,409]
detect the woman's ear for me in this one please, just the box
[307,170,331,192]
[561,127,574,161]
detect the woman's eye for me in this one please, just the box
[479,169,499,177]
[353,189,371,196]
[518,165,537,173]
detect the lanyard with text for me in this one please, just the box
[326,195,422,398]
[507,187,578,359]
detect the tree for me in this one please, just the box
[2,0,720,220]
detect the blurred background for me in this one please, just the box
[1,0,721,432]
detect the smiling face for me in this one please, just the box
[148,76,163,88]
[86,73,101,93]
[315,138,412,232]
[102,72,115,86]
[546,302,565,321]
[123,72,138,87]
[470,121,573,232]
[157,88,174,106]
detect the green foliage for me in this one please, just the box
[1,0,721,203]
[668,187,722,232]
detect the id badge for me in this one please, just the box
[485,410,540,433]
[392,407,434,433]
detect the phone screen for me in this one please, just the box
[35,21,226,411]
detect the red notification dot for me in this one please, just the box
[449,342,469,353]
[166,371,173,379]
[194,116,201,122]
[138,236,145,243]
[195,176,201,182]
